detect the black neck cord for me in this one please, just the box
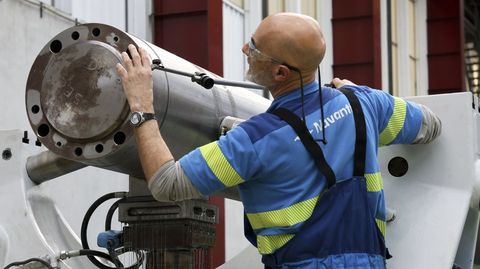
[298,70,306,126]
[295,66,327,145]
[318,67,327,144]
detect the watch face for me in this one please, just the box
[130,112,142,125]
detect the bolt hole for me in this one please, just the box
[95,144,104,153]
[37,124,50,137]
[56,141,62,147]
[2,148,12,160]
[388,156,409,177]
[193,207,203,215]
[113,36,119,42]
[74,147,83,156]
[71,31,80,40]
[31,105,40,114]
[50,40,62,53]
[113,132,126,145]
[92,28,101,37]
[205,209,215,218]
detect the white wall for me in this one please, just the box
[223,1,246,82]
[71,0,152,41]
[38,0,152,40]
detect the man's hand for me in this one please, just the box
[331,77,357,89]
[116,44,154,113]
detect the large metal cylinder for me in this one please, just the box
[26,23,270,179]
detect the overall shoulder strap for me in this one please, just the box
[339,88,367,176]
[271,108,336,188]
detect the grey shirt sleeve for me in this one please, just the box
[412,104,442,144]
[148,160,205,202]
[148,160,242,202]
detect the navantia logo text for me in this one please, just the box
[294,104,352,142]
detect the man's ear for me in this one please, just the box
[272,65,290,81]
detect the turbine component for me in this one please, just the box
[25,23,270,179]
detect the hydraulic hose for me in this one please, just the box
[105,198,124,231]
[3,257,54,269]
[81,192,127,269]
[81,192,144,269]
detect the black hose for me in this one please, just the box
[107,241,125,269]
[81,192,143,269]
[105,198,124,231]
[81,192,126,269]
[79,250,114,262]
[105,198,145,269]
[3,257,54,269]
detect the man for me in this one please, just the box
[116,13,441,269]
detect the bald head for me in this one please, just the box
[254,13,326,74]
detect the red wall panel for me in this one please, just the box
[154,0,207,14]
[428,55,463,93]
[427,0,465,93]
[155,14,209,66]
[332,0,373,18]
[153,1,225,268]
[332,0,382,88]
[332,17,374,65]
[333,64,375,86]
[154,0,223,75]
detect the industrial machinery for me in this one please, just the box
[0,23,480,268]
[11,22,269,269]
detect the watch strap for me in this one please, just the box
[142,112,156,122]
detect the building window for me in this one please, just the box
[267,0,284,14]
[408,0,418,96]
[391,0,399,96]
[301,0,316,18]
[388,0,423,97]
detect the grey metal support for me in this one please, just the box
[26,150,87,184]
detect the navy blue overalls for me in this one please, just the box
[245,88,389,268]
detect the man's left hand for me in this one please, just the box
[331,77,357,89]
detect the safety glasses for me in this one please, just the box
[247,38,301,73]
[247,38,284,64]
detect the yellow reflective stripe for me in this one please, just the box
[199,142,244,187]
[376,218,386,237]
[247,195,321,230]
[365,173,383,192]
[257,234,295,254]
[379,97,407,146]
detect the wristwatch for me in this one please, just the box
[129,111,156,127]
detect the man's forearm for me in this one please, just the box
[149,160,241,202]
[149,160,205,201]
[134,119,174,183]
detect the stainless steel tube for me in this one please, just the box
[25,23,270,179]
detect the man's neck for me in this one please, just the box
[271,75,315,98]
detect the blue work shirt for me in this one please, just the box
[179,81,423,268]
